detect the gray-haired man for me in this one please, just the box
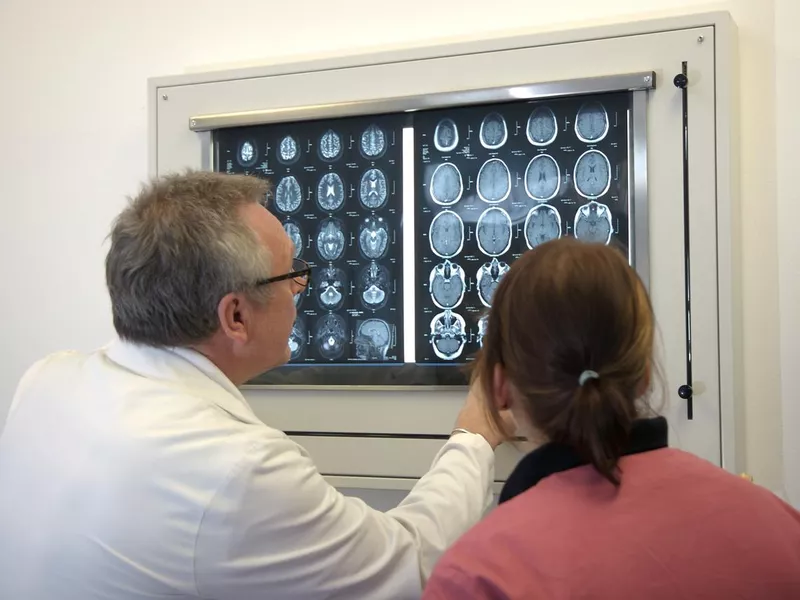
[0,171,510,600]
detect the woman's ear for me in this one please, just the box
[492,363,511,411]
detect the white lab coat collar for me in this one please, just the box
[104,337,262,427]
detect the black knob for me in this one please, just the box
[673,73,688,89]
[678,384,693,400]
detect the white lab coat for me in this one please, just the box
[0,339,495,600]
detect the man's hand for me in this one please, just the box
[453,377,516,450]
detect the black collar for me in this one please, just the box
[498,416,669,504]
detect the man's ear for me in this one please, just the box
[492,363,512,412]
[217,292,250,344]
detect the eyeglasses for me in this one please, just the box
[255,257,311,289]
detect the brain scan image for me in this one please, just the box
[314,313,348,360]
[277,135,300,165]
[316,266,348,311]
[360,124,386,159]
[288,318,307,361]
[430,163,463,206]
[358,262,391,310]
[575,101,609,143]
[358,216,390,260]
[275,175,303,214]
[318,129,343,161]
[283,220,303,258]
[526,106,558,147]
[429,260,466,310]
[524,205,562,249]
[316,218,346,262]
[434,118,459,152]
[477,159,511,204]
[477,315,488,348]
[476,207,513,257]
[430,310,467,361]
[359,168,388,210]
[317,172,345,213]
[355,319,393,361]
[574,150,611,198]
[574,201,613,245]
[237,140,258,167]
[524,154,561,201]
[477,258,510,307]
[479,112,508,149]
[429,210,464,258]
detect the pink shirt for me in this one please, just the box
[423,418,800,599]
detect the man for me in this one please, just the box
[0,171,510,599]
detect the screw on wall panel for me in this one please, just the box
[162,94,168,100]
[191,119,197,127]
[697,35,704,43]
[644,75,651,83]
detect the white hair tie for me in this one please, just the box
[579,370,599,386]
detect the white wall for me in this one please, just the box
[0,0,793,501]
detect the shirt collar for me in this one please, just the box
[498,416,669,504]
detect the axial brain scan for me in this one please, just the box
[316,218,346,262]
[275,175,303,214]
[434,118,459,152]
[430,163,463,206]
[288,318,306,361]
[575,101,609,143]
[359,216,390,260]
[430,310,467,360]
[314,313,348,360]
[316,266,348,311]
[278,135,300,164]
[319,129,343,161]
[477,258,510,307]
[238,140,258,167]
[317,172,345,212]
[574,201,613,244]
[476,207,513,257]
[355,319,392,361]
[358,262,391,310]
[527,106,558,146]
[429,260,466,310]
[477,315,488,348]
[359,168,388,210]
[524,205,562,249]
[477,159,511,204]
[525,154,560,201]
[283,220,303,258]
[360,123,387,159]
[429,210,464,258]
[479,112,508,149]
[574,150,611,198]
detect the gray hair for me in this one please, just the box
[105,170,273,347]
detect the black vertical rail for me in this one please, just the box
[674,63,694,420]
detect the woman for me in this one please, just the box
[422,238,800,599]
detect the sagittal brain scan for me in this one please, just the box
[525,154,561,201]
[278,135,300,164]
[527,106,558,146]
[319,129,343,162]
[315,313,348,360]
[429,210,464,258]
[479,112,508,149]
[574,150,611,198]
[477,258,510,307]
[574,201,613,244]
[524,205,562,249]
[477,315,488,348]
[476,207,513,257]
[429,260,466,310]
[238,140,258,167]
[359,262,391,310]
[283,220,303,258]
[288,318,306,360]
[355,319,393,360]
[430,310,467,360]
[317,266,349,311]
[316,218,346,262]
[275,175,303,214]
[317,172,345,212]
[360,124,387,159]
[359,216,390,260]
[434,118,459,152]
[477,159,511,203]
[575,101,609,143]
[359,168,388,210]
[430,163,463,206]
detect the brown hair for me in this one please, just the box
[472,237,656,485]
